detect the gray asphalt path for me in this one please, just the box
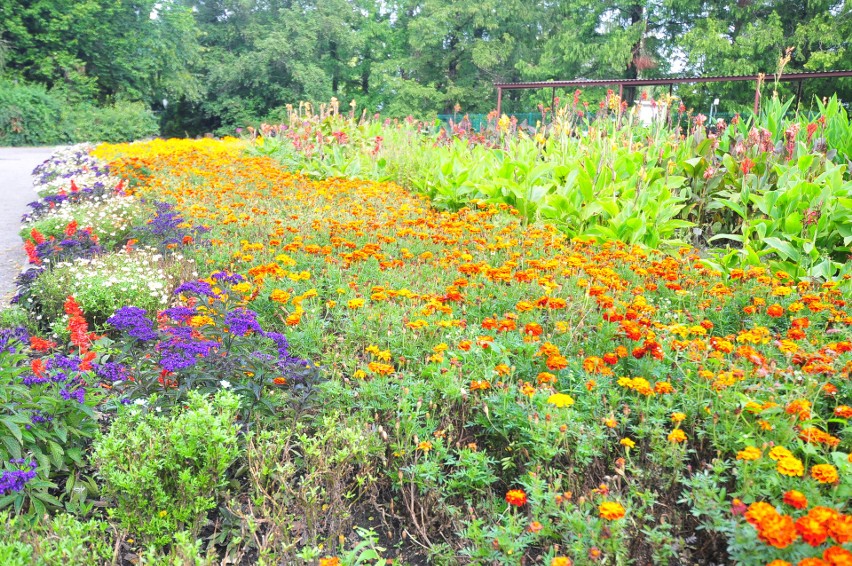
[0,147,56,305]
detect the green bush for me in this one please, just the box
[0,511,112,566]
[0,78,63,146]
[60,101,159,143]
[0,78,159,145]
[92,390,241,547]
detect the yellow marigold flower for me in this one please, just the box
[319,558,340,566]
[367,362,394,376]
[736,446,761,461]
[269,289,291,303]
[810,464,839,484]
[668,429,687,443]
[620,438,635,449]
[182,313,211,328]
[603,417,618,428]
[671,412,686,423]
[598,501,626,520]
[232,282,252,294]
[769,446,794,461]
[417,441,433,453]
[347,298,364,309]
[353,370,367,380]
[520,382,536,397]
[547,393,575,408]
[551,558,572,566]
[776,456,804,477]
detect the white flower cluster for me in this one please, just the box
[31,143,122,196]
[24,193,142,236]
[45,247,178,308]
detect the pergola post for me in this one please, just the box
[497,86,503,117]
[753,81,761,116]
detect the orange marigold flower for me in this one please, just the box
[828,515,852,544]
[319,558,340,566]
[416,441,433,453]
[527,520,543,533]
[767,304,785,317]
[551,557,572,566]
[757,513,798,548]
[809,507,841,527]
[745,502,778,526]
[505,489,527,507]
[537,372,556,385]
[783,490,808,510]
[798,559,831,566]
[546,354,569,371]
[823,546,852,566]
[654,381,674,394]
[796,515,829,546]
[598,501,626,520]
[834,405,852,419]
[811,464,839,484]
[523,322,543,337]
[767,561,792,566]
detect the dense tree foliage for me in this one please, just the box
[1,0,850,135]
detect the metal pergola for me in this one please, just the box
[494,70,852,117]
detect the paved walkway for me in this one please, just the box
[0,147,56,305]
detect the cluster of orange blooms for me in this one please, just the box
[92,139,851,562]
[744,495,852,564]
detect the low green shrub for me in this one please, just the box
[0,78,159,146]
[92,390,241,547]
[0,511,112,566]
[0,78,63,146]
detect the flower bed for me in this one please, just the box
[0,137,849,564]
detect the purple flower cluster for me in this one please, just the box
[93,361,130,383]
[60,386,86,404]
[0,460,37,496]
[0,327,28,353]
[135,201,210,251]
[107,307,158,341]
[174,280,217,297]
[225,308,263,337]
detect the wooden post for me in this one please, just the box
[497,87,503,117]
[795,80,804,109]
[551,86,556,123]
[753,80,761,116]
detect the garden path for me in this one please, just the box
[0,147,55,305]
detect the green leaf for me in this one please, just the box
[1,418,22,445]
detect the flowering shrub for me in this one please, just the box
[27,246,183,331]
[103,271,316,417]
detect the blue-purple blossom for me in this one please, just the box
[161,306,197,322]
[212,271,245,284]
[225,308,262,336]
[93,361,130,383]
[60,386,86,403]
[0,461,37,496]
[108,307,158,341]
[0,327,28,353]
[174,280,216,297]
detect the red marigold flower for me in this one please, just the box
[505,489,527,507]
[783,490,808,510]
[796,515,829,546]
[767,304,785,317]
